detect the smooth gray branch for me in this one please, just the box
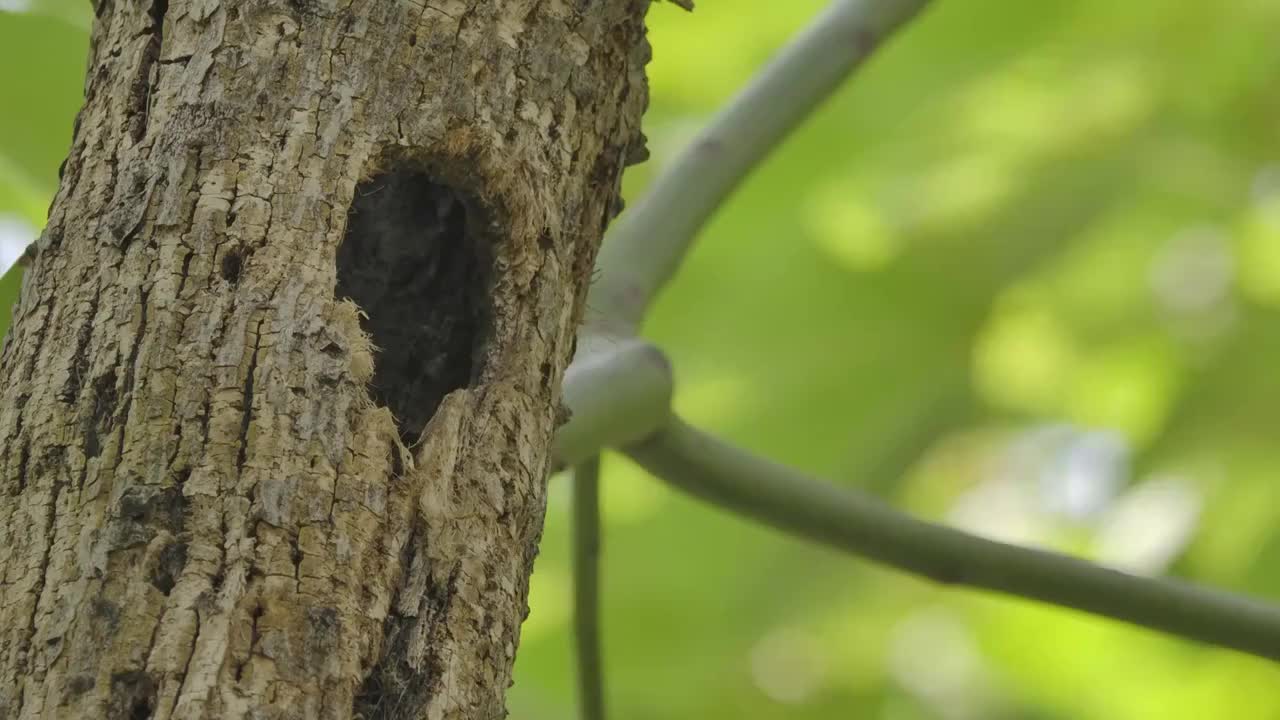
[626,417,1280,662]
[573,457,606,720]
[554,336,673,469]
[588,0,933,333]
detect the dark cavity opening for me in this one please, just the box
[220,250,243,284]
[109,670,157,720]
[336,168,491,444]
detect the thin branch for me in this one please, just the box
[554,336,674,469]
[626,417,1280,662]
[572,456,606,720]
[589,0,933,332]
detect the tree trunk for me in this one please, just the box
[0,1,650,718]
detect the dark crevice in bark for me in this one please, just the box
[336,167,493,444]
[175,248,195,297]
[14,441,30,495]
[196,397,211,448]
[60,283,102,403]
[114,287,149,465]
[250,601,265,646]
[236,318,265,473]
[84,369,119,460]
[130,0,168,143]
[353,522,460,720]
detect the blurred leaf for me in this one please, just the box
[0,261,24,342]
[0,10,88,193]
[0,0,92,31]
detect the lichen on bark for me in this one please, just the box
[0,1,653,718]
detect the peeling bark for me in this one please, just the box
[0,1,652,718]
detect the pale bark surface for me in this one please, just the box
[0,1,650,718]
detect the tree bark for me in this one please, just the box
[0,1,650,718]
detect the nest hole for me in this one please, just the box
[336,167,492,444]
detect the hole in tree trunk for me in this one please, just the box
[108,671,157,720]
[336,167,492,444]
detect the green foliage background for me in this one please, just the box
[3,1,1279,717]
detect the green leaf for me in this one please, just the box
[0,260,24,343]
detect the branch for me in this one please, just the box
[573,456,606,720]
[625,417,1280,662]
[589,0,933,332]
[553,336,673,469]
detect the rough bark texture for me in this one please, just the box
[0,1,651,718]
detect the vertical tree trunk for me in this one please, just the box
[0,1,650,718]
